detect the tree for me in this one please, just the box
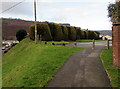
[16,29,27,41]
[108,2,120,24]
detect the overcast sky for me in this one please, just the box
[0,0,115,30]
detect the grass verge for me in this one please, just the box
[2,38,84,87]
[76,39,103,42]
[100,49,120,88]
[47,41,69,44]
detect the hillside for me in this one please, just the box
[1,18,35,40]
[97,30,112,36]
[2,38,83,87]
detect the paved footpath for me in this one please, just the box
[46,42,112,87]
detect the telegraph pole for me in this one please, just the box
[34,0,37,44]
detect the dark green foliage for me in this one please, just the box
[76,27,81,40]
[94,31,100,40]
[87,31,99,40]
[52,24,63,41]
[68,26,77,41]
[29,23,52,41]
[38,23,52,41]
[108,1,120,23]
[61,25,68,41]
[80,30,85,39]
[88,31,95,39]
[16,29,27,41]
[29,24,35,40]
[83,31,87,39]
[47,23,55,40]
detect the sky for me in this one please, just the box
[0,0,115,30]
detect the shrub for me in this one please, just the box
[76,27,81,40]
[80,30,85,39]
[94,31,100,40]
[29,24,35,40]
[83,31,87,39]
[68,26,77,41]
[16,29,27,41]
[38,23,52,41]
[29,23,52,41]
[52,24,63,41]
[47,23,55,40]
[61,25,68,41]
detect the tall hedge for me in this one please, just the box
[68,26,77,41]
[61,25,68,41]
[76,27,81,40]
[52,24,63,41]
[29,23,52,41]
[47,23,54,40]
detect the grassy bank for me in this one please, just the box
[100,49,120,88]
[76,39,103,42]
[3,38,83,87]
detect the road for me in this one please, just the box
[67,41,112,48]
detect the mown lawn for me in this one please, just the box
[100,49,120,88]
[76,39,103,42]
[2,38,83,87]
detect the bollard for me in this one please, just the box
[62,43,65,46]
[92,39,95,49]
[45,41,47,44]
[107,40,109,49]
[74,42,77,47]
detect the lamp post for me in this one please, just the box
[34,0,37,44]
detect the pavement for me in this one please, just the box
[46,41,112,87]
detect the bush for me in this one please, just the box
[76,27,81,40]
[80,30,85,39]
[47,23,54,40]
[94,31,100,40]
[29,23,52,41]
[83,31,87,39]
[68,26,77,41]
[61,25,68,41]
[52,24,63,41]
[16,29,27,41]
[29,24,35,40]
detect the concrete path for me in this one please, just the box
[46,41,112,87]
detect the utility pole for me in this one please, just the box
[34,0,37,44]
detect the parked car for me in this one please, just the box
[2,47,5,50]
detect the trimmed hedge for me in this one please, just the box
[29,22,100,41]
[29,23,52,41]
[52,24,63,41]
[68,26,77,41]
[76,27,81,40]
[61,25,68,41]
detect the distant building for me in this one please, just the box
[59,23,70,26]
[99,35,112,40]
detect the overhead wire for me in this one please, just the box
[0,0,25,14]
